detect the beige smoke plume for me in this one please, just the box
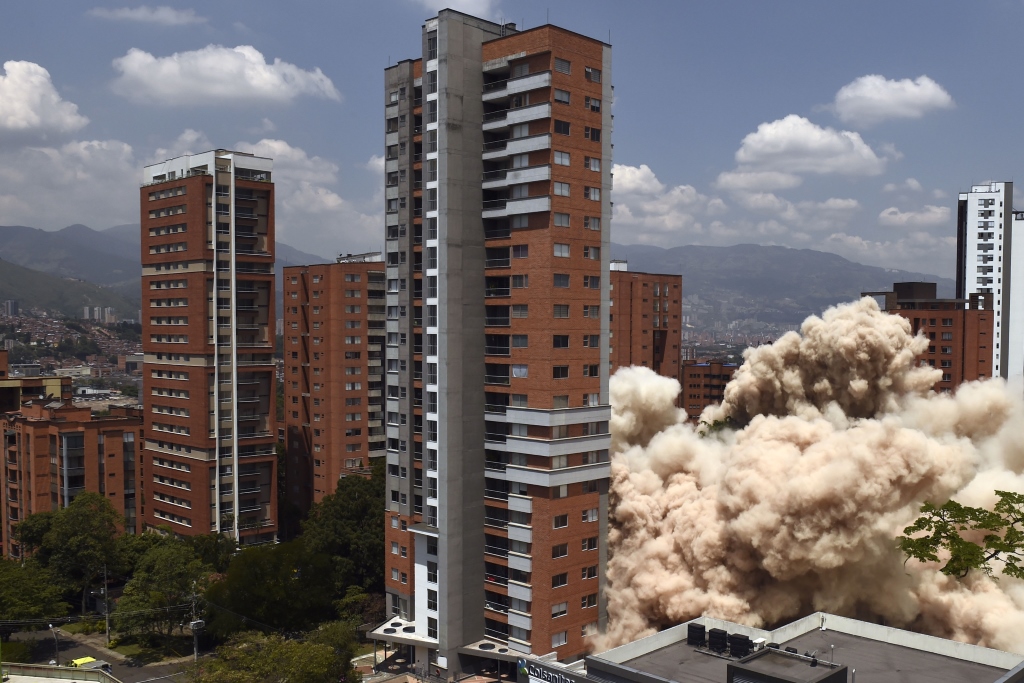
[602,297,1024,653]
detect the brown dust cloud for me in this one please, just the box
[601,297,1024,653]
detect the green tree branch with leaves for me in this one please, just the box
[898,490,1024,579]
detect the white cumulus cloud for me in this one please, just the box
[714,170,802,192]
[833,75,954,128]
[0,61,88,136]
[878,205,951,227]
[111,45,340,105]
[883,177,923,192]
[613,163,664,194]
[88,5,206,25]
[611,163,727,245]
[0,139,137,229]
[735,114,886,176]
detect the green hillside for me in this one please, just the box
[0,258,138,319]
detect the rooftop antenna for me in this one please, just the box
[830,644,834,665]
[547,8,549,24]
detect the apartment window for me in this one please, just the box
[511,214,529,229]
[584,156,601,171]
[585,66,602,82]
[554,212,570,227]
[582,565,598,579]
[583,305,600,318]
[554,151,571,166]
[427,561,438,583]
[552,543,568,559]
[583,334,600,347]
[554,304,569,318]
[554,243,570,257]
[512,304,529,318]
[584,186,601,201]
[392,568,399,580]
[552,631,568,648]
[942,318,954,326]
[553,514,568,529]
[582,508,598,522]
[512,334,529,347]
[386,144,398,159]
[582,537,598,551]
[554,485,569,498]
[585,127,601,142]
[553,335,569,348]
[585,96,601,112]
[428,617,438,639]
[554,88,571,104]
[553,365,569,379]
[389,91,399,103]
[554,182,570,197]
[583,393,600,407]
[513,245,529,258]
[583,275,600,289]
[583,246,600,260]
[552,455,568,468]
[584,216,601,231]
[512,63,529,78]
[552,573,568,588]
[428,590,438,611]
[581,594,598,609]
[391,542,399,555]
[511,274,529,289]
[510,394,528,407]
[941,346,953,354]
[940,360,952,368]
[512,364,529,378]
[941,332,953,341]
[554,273,570,288]
[554,120,571,135]
[512,123,530,138]
[554,57,572,74]
[582,480,599,494]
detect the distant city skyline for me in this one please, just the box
[2,1,1023,277]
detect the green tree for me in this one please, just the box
[40,492,121,612]
[114,541,210,636]
[184,629,357,683]
[301,459,385,594]
[187,533,237,574]
[0,560,69,640]
[203,541,335,638]
[116,532,175,577]
[12,510,54,560]
[899,490,1024,579]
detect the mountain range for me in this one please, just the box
[0,224,954,329]
[610,243,954,328]
[0,224,329,311]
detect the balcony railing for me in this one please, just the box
[484,317,510,328]
[485,288,510,298]
[484,347,510,357]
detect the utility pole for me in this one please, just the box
[103,564,110,647]
[189,581,203,663]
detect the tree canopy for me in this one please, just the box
[898,490,1024,579]
[114,541,211,636]
[301,460,385,594]
[185,625,360,683]
[0,560,69,640]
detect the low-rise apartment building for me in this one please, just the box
[865,281,993,391]
[1,402,142,558]
[608,261,681,379]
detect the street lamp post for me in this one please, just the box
[48,625,59,667]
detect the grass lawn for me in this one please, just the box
[110,634,193,663]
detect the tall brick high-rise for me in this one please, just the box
[369,10,613,674]
[282,253,387,518]
[140,150,277,544]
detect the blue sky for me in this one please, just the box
[1,0,1021,277]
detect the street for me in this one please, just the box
[10,631,187,683]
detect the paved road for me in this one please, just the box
[11,631,187,683]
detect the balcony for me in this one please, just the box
[482,102,551,132]
[482,195,551,220]
[483,133,551,161]
[482,71,552,102]
[482,164,551,190]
